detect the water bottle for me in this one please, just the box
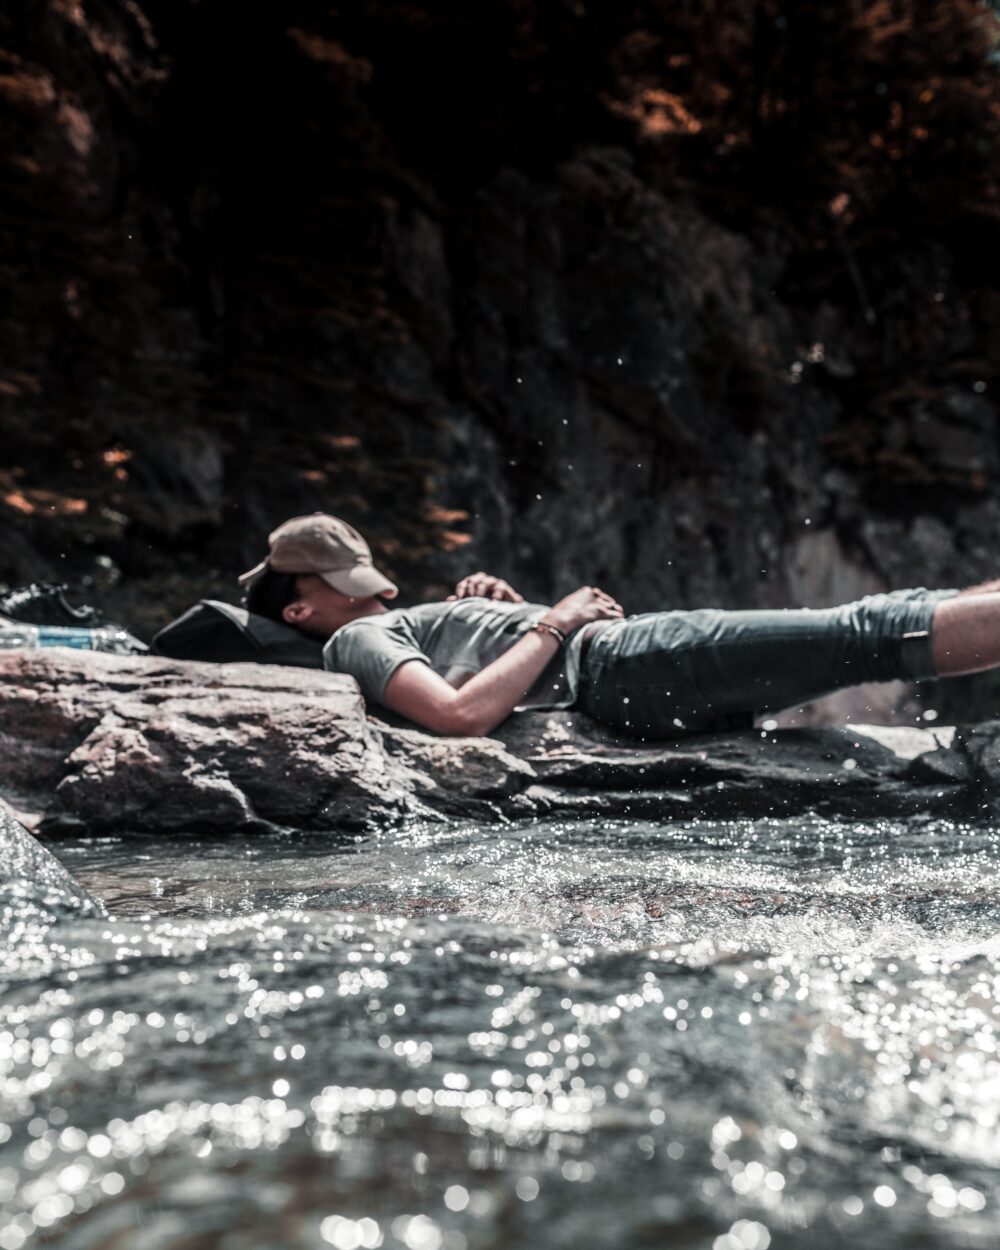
[0,623,147,654]
[0,623,39,649]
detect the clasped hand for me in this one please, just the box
[447,572,524,603]
[542,586,624,634]
[448,572,624,633]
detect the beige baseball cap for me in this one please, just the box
[238,513,398,599]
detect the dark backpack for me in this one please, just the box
[151,600,324,667]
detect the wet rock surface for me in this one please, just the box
[0,796,103,924]
[0,652,411,836]
[0,651,985,837]
[493,714,973,820]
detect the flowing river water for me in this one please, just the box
[4,813,1000,1249]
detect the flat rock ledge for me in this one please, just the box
[0,651,991,838]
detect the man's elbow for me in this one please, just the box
[386,683,498,737]
[437,704,495,738]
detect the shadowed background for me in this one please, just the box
[2,0,999,719]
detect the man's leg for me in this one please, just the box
[933,592,1000,675]
[955,579,1000,598]
[579,589,955,739]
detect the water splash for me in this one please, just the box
[3,815,1000,1248]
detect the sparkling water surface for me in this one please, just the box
[4,814,1000,1248]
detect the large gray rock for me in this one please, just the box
[0,650,980,837]
[950,722,1000,817]
[0,651,540,834]
[0,796,102,926]
[0,651,415,834]
[493,713,970,819]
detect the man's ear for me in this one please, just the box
[282,600,312,625]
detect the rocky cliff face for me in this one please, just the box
[2,2,999,703]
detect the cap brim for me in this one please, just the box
[237,557,270,586]
[319,565,398,599]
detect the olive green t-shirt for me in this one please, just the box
[322,599,584,713]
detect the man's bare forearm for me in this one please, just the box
[447,629,562,734]
[440,586,624,733]
[385,627,562,737]
[384,585,624,737]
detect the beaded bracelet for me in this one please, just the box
[531,620,567,645]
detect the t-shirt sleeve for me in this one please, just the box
[322,622,431,706]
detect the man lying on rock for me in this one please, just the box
[239,512,998,740]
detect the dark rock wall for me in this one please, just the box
[2,0,1000,668]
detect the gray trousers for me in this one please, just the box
[576,589,956,739]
